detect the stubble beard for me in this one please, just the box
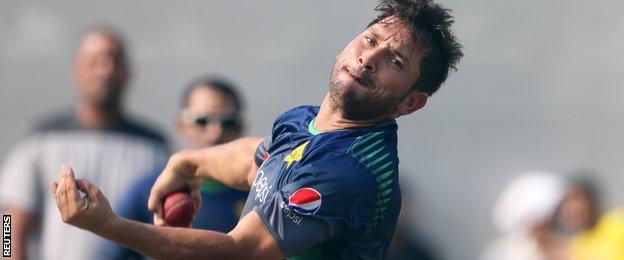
[328,66,399,121]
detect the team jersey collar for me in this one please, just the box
[307,116,396,136]
[308,117,323,136]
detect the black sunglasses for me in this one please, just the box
[181,110,241,130]
[192,115,240,129]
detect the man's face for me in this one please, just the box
[554,186,597,232]
[329,17,422,120]
[73,33,128,108]
[177,86,242,148]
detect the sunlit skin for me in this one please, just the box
[177,86,242,148]
[320,16,427,125]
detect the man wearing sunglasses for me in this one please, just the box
[99,77,249,259]
[51,0,463,259]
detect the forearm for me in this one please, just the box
[177,136,263,190]
[99,216,242,260]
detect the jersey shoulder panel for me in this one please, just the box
[344,129,400,235]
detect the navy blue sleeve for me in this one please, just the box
[253,152,377,256]
[255,106,320,168]
[254,136,272,167]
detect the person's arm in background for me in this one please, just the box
[0,137,43,260]
[0,207,34,260]
[148,136,264,225]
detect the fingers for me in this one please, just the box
[50,182,58,195]
[57,166,70,209]
[148,186,164,219]
[76,178,102,200]
[61,165,81,205]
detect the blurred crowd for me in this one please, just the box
[482,171,624,260]
[0,25,622,260]
[0,27,248,260]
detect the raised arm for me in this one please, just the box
[169,136,264,189]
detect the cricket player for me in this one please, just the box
[51,0,463,259]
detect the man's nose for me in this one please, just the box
[357,49,382,72]
[205,122,224,141]
[94,58,116,78]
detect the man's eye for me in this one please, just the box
[364,36,375,46]
[390,57,404,69]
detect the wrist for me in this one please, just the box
[172,149,201,180]
[96,212,123,239]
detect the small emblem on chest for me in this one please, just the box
[284,141,310,168]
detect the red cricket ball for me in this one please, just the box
[163,191,196,227]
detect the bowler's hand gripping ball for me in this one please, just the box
[163,191,196,227]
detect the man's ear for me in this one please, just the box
[394,91,428,117]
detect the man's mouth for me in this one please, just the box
[344,67,373,89]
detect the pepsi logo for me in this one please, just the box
[288,188,322,215]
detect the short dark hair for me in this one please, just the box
[180,76,244,112]
[369,0,463,96]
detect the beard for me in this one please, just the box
[329,74,400,121]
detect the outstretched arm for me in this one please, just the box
[51,166,283,260]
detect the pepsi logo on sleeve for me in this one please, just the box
[288,188,322,215]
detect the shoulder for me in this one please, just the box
[273,106,319,127]
[269,106,319,140]
[277,106,319,119]
[117,116,168,146]
[31,109,79,134]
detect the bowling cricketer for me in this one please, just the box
[51,0,463,259]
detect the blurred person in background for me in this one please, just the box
[570,209,624,260]
[0,26,168,260]
[555,174,624,260]
[481,171,569,260]
[100,77,249,259]
[551,176,601,241]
